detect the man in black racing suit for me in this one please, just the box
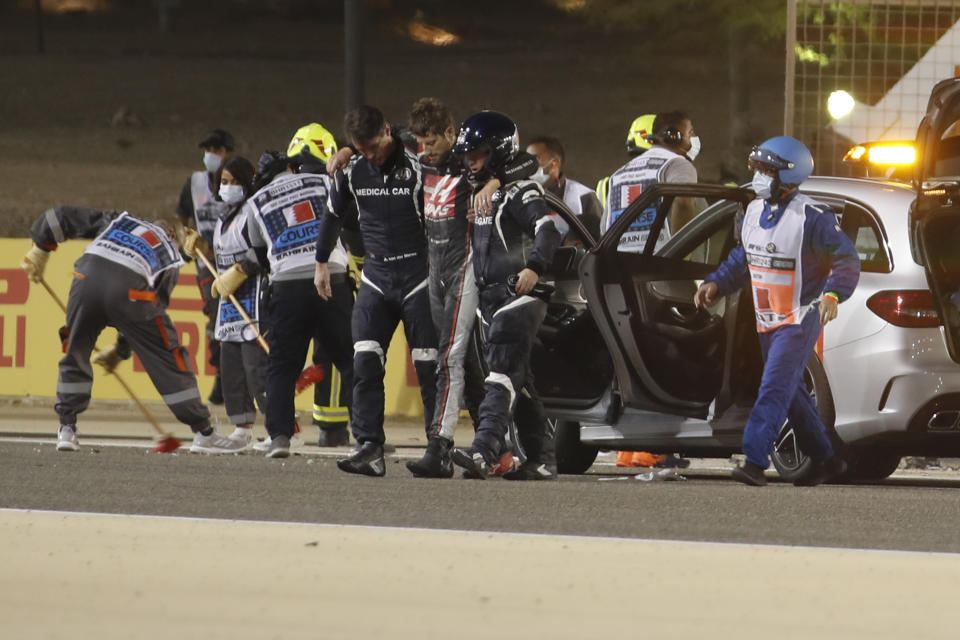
[449,111,562,480]
[404,98,541,478]
[314,105,438,477]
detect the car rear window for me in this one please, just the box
[837,202,891,274]
[808,195,891,274]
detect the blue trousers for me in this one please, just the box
[742,309,834,468]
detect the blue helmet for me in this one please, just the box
[748,136,814,185]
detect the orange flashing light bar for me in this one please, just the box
[843,141,916,166]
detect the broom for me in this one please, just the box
[295,363,325,394]
[196,252,326,436]
[196,251,327,393]
[193,252,270,354]
[38,277,182,453]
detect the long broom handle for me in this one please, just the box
[38,277,168,438]
[194,251,270,355]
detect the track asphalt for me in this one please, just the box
[3,401,960,638]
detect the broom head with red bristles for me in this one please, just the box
[152,434,182,453]
[295,364,325,395]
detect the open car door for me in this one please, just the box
[531,192,615,406]
[911,77,960,364]
[579,183,754,418]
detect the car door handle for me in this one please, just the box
[670,306,699,323]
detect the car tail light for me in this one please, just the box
[866,290,942,328]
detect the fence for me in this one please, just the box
[786,0,960,176]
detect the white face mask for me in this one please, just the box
[752,171,774,199]
[218,184,245,204]
[203,151,223,173]
[531,166,550,186]
[686,136,701,161]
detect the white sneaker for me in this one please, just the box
[227,428,254,449]
[253,434,303,453]
[190,430,249,454]
[57,426,79,452]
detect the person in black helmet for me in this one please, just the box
[324,100,540,478]
[448,111,562,479]
[314,105,439,477]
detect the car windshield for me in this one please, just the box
[934,122,960,180]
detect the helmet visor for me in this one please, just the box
[748,146,795,171]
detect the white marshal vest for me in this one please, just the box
[562,178,592,216]
[741,197,813,333]
[85,213,185,287]
[247,173,348,278]
[213,208,263,343]
[190,171,218,243]
[605,147,681,253]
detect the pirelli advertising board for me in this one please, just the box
[0,239,424,416]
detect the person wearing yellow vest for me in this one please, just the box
[695,136,860,487]
[595,114,656,208]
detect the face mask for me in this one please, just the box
[686,136,701,161]
[531,166,550,186]
[752,171,774,199]
[203,151,223,173]
[219,184,245,204]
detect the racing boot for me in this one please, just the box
[452,446,495,480]
[731,461,768,487]
[406,435,454,478]
[503,459,556,481]
[337,441,386,477]
[317,425,350,447]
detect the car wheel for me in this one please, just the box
[553,419,598,475]
[847,450,901,482]
[770,354,837,483]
